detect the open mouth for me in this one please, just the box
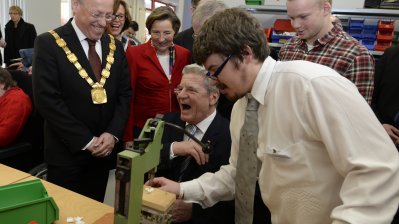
[181,103,191,111]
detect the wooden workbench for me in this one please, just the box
[0,163,114,224]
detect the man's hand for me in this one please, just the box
[172,199,192,222]
[146,177,180,196]
[173,141,209,165]
[124,141,133,150]
[87,132,115,157]
[383,124,399,146]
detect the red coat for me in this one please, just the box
[123,41,191,141]
[0,87,32,147]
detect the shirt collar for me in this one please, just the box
[71,18,100,44]
[250,56,276,106]
[186,109,217,135]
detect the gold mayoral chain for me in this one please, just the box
[49,30,116,104]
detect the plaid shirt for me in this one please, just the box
[279,23,374,104]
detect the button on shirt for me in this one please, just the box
[181,57,399,224]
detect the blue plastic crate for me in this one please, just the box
[362,29,377,40]
[271,30,296,44]
[361,39,375,50]
[349,29,363,39]
[349,18,365,29]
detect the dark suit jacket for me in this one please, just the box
[4,18,36,65]
[174,27,194,54]
[372,45,399,128]
[157,111,234,224]
[32,20,131,166]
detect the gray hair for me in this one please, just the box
[192,0,227,29]
[182,64,219,95]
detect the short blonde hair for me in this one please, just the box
[9,5,23,16]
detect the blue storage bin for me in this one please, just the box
[361,39,375,50]
[271,30,296,44]
[349,18,365,29]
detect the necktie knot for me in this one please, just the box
[86,38,97,47]
[186,124,197,139]
[247,95,260,111]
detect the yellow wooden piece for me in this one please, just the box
[142,186,176,213]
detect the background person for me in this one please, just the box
[174,0,201,54]
[107,0,132,51]
[32,0,131,202]
[149,8,399,224]
[123,20,141,46]
[4,5,37,67]
[123,6,191,147]
[372,45,399,149]
[0,67,32,147]
[279,0,374,104]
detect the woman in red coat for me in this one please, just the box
[123,6,191,147]
[0,67,32,147]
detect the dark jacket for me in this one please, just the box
[157,111,235,224]
[32,20,131,166]
[4,18,36,66]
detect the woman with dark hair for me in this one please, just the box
[107,0,132,51]
[123,6,191,148]
[0,67,32,147]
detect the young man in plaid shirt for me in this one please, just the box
[279,0,374,104]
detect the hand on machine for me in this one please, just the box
[114,117,212,224]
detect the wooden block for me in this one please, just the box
[142,186,176,213]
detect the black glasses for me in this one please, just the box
[113,14,126,21]
[206,54,233,80]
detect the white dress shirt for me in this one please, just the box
[170,110,216,159]
[181,57,399,224]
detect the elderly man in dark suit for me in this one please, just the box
[156,64,234,223]
[32,0,131,202]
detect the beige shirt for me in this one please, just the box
[181,57,399,224]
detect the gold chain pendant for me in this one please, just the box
[91,87,107,104]
[49,30,116,104]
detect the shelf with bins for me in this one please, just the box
[242,5,399,56]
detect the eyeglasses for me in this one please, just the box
[151,31,173,39]
[113,14,126,21]
[206,54,233,80]
[80,2,114,22]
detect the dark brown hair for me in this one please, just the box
[193,8,270,66]
[146,6,181,34]
[0,68,17,89]
[113,0,132,33]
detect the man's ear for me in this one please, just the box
[241,45,255,64]
[209,91,219,106]
[323,0,332,16]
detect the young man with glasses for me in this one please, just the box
[149,8,399,224]
[32,0,131,202]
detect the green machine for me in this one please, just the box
[114,118,212,224]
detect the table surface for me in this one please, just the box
[0,163,114,224]
[0,163,31,186]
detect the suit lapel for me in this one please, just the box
[100,34,110,69]
[201,112,222,144]
[143,41,166,75]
